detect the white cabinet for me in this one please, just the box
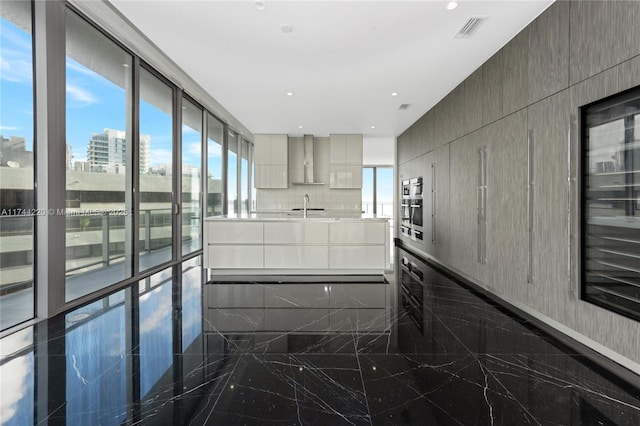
[329,222,386,244]
[254,134,288,188]
[264,246,329,269]
[206,221,263,244]
[329,134,363,188]
[207,245,264,268]
[329,246,386,269]
[264,222,329,244]
[204,218,389,273]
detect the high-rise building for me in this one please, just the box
[86,128,150,173]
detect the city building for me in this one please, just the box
[0,1,639,424]
[86,128,150,174]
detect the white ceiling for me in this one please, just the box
[110,0,554,139]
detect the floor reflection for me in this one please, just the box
[1,250,639,425]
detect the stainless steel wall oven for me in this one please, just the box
[401,176,424,241]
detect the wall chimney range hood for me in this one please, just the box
[292,134,325,185]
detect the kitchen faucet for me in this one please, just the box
[303,194,310,218]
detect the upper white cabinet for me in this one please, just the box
[329,134,363,188]
[254,134,288,188]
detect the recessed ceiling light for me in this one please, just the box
[255,1,265,10]
[391,92,398,97]
[446,1,458,11]
[280,24,294,34]
[371,125,376,129]
[298,125,303,129]
[286,92,294,96]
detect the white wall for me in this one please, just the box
[363,137,395,166]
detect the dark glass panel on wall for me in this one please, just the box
[582,89,640,321]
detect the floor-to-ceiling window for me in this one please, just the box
[65,9,133,302]
[2,1,248,330]
[0,0,35,330]
[376,167,394,219]
[206,114,224,217]
[138,68,174,272]
[181,98,202,255]
[362,168,374,217]
[227,131,238,215]
[240,138,250,215]
[362,166,394,218]
[363,166,394,265]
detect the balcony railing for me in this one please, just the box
[0,208,200,293]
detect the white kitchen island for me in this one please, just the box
[204,215,390,275]
[203,215,391,333]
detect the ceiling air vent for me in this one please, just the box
[399,104,410,110]
[455,16,486,38]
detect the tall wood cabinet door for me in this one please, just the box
[433,144,450,264]
[528,90,572,323]
[485,111,528,296]
[528,0,569,104]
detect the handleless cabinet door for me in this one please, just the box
[329,246,386,269]
[254,134,270,165]
[329,134,346,164]
[330,222,386,244]
[264,246,329,269]
[345,134,363,165]
[208,245,264,268]
[270,134,288,165]
[254,164,270,188]
[264,222,329,244]
[207,221,263,244]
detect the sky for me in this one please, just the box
[1,17,223,178]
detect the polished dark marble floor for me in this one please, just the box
[1,250,639,425]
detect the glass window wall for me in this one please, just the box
[227,131,238,215]
[0,0,35,330]
[181,98,202,255]
[139,68,174,272]
[206,114,224,217]
[64,10,133,302]
[240,138,250,214]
